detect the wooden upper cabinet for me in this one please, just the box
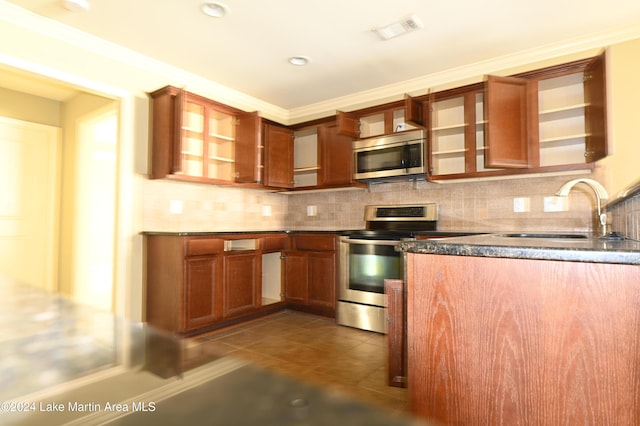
[484,75,533,168]
[336,110,360,138]
[263,122,294,188]
[148,86,261,185]
[337,101,423,139]
[427,84,489,179]
[319,122,354,186]
[404,94,425,127]
[148,86,182,178]
[584,53,607,163]
[235,111,262,183]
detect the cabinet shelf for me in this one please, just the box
[432,123,467,132]
[294,166,321,174]
[432,148,468,156]
[539,104,587,123]
[539,133,588,144]
[209,156,235,163]
[209,133,234,141]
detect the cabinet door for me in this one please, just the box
[307,251,335,309]
[485,75,532,168]
[263,123,294,188]
[235,111,262,183]
[183,256,222,331]
[149,86,183,179]
[584,52,607,163]
[282,251,308,304]
[319,123,353,186]
[336,110,360,138]
[404,94,425,127]
[223,252,260,318]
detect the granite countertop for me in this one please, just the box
[398,232,640,265]
[142,230,349,236]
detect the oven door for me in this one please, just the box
[339,237,404,307]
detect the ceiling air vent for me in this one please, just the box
[373,14,424,41]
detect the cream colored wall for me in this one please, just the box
[0,87,60,126]
[58,93,116,297]
[600,38,640,197]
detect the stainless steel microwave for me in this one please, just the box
[353,129,426,180]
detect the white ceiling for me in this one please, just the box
[4,0,640,109]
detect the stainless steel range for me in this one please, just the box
[337,204,438,333]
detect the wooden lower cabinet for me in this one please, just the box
[282,234,337,316]
[223,252,260,318]
[282,251,307,304]
[406,253,640,425]
[146,235,224,334]
[307,251,335,309]
[184,256,223,330]
[145,234,285,336]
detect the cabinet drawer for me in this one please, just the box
[262,235,286,252]
[186,238,224,256]
[293,234,336,251]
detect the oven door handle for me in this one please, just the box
[342,238,402,246]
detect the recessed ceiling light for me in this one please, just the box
[62,0,90,12]
[288,56,311,66]
[201,1,230,18]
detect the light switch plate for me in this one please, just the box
[306,205,317,216]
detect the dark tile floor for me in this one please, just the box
[195,310,409,415]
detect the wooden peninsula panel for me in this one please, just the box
[406,253,640,425]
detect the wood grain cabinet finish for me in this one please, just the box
[222,251,261,318]
[425,53,607,180]
[406,253,640,425]
[146,235,224,334]
[282,234,337,317]
[318,122,355,187]
[288,120,363,191]
[148,86,262,185]
[263,122,294,188]
[145,234,286,336]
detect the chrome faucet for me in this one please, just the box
[556,178,609,236]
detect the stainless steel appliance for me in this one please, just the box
[337,204,438,333]
[353,130,426,181]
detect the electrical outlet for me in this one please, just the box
[262,205,272,217]
[306,205,317,216]
[544,196,568,212]
[513,197,530,213]
[169,199,183,214]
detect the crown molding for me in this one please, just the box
[0,1,288,120]
[287,24,640,124]
[2,1,640,125]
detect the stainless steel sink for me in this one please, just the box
[498,233,588,239]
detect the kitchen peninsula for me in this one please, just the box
[398,234,640,425]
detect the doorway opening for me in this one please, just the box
[0,79,121,400]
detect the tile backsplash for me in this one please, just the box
[609,192,640,240]
[142,172,622,235]
[143,179,287,232]
[286,173,599,233]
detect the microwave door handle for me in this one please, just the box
[402,143,410,172]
